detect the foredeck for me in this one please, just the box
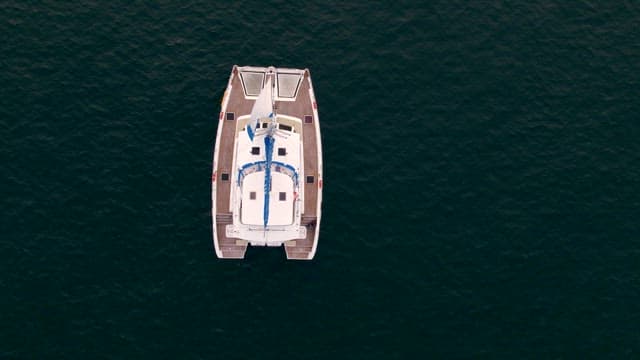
[213,66,321,260]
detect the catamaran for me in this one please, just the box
[211,66,323,260]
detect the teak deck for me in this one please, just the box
[212,66,321,259]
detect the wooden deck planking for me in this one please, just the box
[216,72,253,211]
[225,73,254,122]
[277,75,318,219]
[215,120,234,213]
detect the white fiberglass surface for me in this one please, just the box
[240,172,294,226]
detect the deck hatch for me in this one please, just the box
[279,192,286,201]
[278,148,286,156]
[239,71,265,97]
[250,191,256,200]
[251,147,260,155]
[226,112,235,121]
[277,73,302,98]
[306,175,314,184]
[221,173,229,181]
[304,115,313,124]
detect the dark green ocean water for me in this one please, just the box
[2,1,640,358]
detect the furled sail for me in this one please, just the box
[246,77,273,141]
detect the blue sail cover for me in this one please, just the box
[237,161,299,186]
[246,122,256,142]
[263,136,275,227]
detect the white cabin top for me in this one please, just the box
[234,118,302,227]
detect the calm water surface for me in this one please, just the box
[2,1,639,358]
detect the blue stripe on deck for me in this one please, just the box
[263,136,275,227]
